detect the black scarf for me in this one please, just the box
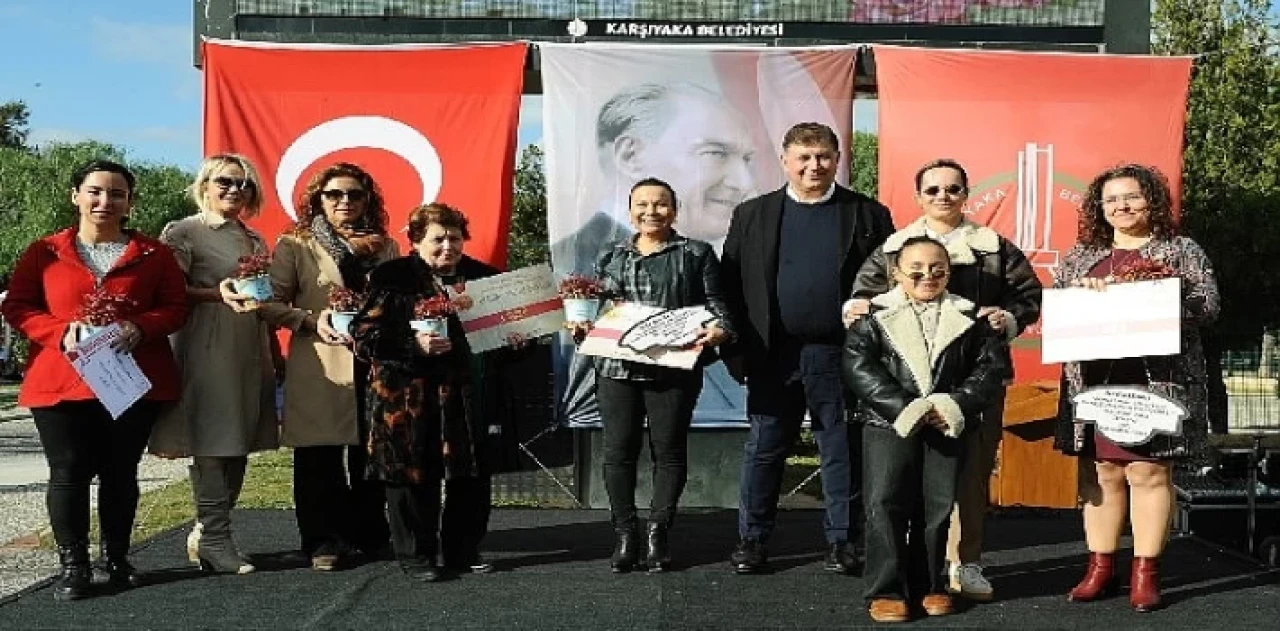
[310,215,381,292]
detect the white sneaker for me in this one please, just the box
[948,562,994,601]
[186,522,203,564]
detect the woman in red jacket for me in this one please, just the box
[0,160,188,601]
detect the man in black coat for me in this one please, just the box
[720,122,895,574]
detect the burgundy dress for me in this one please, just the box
[1081,249,1158,462]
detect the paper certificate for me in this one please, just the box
[450,264,565,354]
[577,303,709,370]
[1041,278,1182,364]
[65,323,152,420]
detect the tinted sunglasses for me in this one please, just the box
[903,269,949,282]
[921,184,965,197]
[321,189,368,202]
[212,176,256,191]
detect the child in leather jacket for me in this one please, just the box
[841,236,1010,623]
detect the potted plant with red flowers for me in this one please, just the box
[412,294,456,337]
[327,286,365,336]
[558,274,606,323]
[75,287,135,342]
[231,253,273,301]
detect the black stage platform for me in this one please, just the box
[1,509,1277,629]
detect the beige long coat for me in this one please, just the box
[149,213,279,457]
[259,232,399,447]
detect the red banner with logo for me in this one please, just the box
[874,45,1193,382]
[202,40,527,267]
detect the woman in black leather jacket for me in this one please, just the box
[842,236,1010,623]
[570,177,734,574]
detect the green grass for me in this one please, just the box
[38,449,297,550]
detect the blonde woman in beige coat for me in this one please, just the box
[150,154,280,575]
[259,163,399,571]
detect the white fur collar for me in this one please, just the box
[881,217,1001,266]
[871,287,976,395]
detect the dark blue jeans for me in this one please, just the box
[738,343,858,545]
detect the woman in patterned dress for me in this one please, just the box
[1053,164,1220,612]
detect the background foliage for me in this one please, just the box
[1154,0,1280,348]
[0,104,197,279]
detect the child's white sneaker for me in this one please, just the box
[948,562,994,601]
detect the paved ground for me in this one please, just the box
[0,385,189,600]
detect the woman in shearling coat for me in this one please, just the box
[849,158,1042,601]
[842,236,1010,623]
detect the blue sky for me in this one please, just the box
[0,0,877,170]
[0,1,1273,170]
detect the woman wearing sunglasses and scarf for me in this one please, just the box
[846,159,1042,603]
[259,163,400,570]
[149,154,280,574]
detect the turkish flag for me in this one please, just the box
[202,40,527,267]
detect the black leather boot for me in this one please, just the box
[53,543,92,602]
[645,523,670,573]
[98,541,143,588]
[610,526,641,573]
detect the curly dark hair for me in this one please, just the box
[1077,164,1177,248]
[290,162,390,236]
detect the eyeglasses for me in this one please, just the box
[1102,192,1146,206]
[902,269,949,282]
[321,189,368,203]
[212,176,256,191]
[921,184,965,197]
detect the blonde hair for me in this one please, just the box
[189,153,265,218]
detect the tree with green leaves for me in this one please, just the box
[506,144,549,270]
[850,131,879,199]
[0,101,29,149]
[1153,0,1280,351]
[0,141,197,277]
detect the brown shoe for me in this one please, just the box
[311,554,340,571]
[867,598,910,623]
[921,593,954,616]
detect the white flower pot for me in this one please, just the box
[232,275,273,301]
[329,312,357,337]
[562,297,601,323]
[410,318,448,337]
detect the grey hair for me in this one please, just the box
[595,82,723,158]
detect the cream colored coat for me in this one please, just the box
[259,232,399,447]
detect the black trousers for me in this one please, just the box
[293,444,389,556]
[862,424,961,602]
[598,372,703,529]
[385,475,490,565]
[31,399,159,548]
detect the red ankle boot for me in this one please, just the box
[1067,552,1117,602]
[1130,556,1161,612]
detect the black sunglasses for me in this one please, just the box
[921,184,965,197]
[903,269,949,282]
[321,189,368,202]
[212,176,256,191]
